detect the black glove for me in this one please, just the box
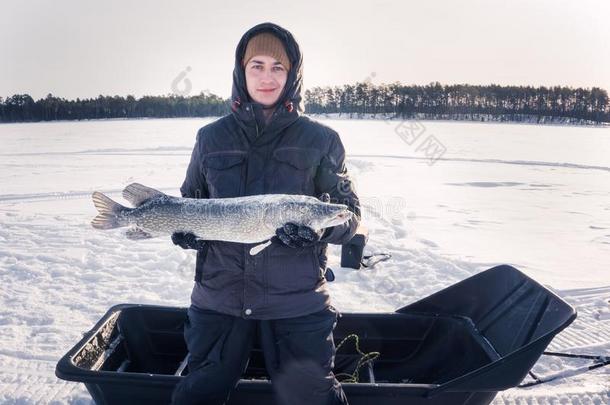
[171,232,206,250]
[272,194,330,248]
[273,222,324,248]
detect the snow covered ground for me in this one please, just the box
[0,117,608,404]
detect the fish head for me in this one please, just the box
[305,201,353,230]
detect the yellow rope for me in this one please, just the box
[334,334,380,383]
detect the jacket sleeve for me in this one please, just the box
[315,129,361,245]
[180,128,209,199]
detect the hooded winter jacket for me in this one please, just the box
[180,22,360,319]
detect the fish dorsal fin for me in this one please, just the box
[122,183,165,207]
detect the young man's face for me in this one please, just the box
[245,55,288,107]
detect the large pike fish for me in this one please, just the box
[91,183,352,254]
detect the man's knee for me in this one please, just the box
[171,360,246,405]
[271,359,346,405]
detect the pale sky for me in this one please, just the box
[2,0,609,100]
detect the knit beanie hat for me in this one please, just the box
[242,32,291,71]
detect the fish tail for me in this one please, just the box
[91,191,128,229]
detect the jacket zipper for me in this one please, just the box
[245,105,258,315]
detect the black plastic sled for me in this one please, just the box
[55,264,576,405]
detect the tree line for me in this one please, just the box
[0,93,228,122]
[305,82,610,123]
[1,82,609,123]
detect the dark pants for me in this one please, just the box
[171,305,349,405]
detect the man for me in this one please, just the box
[171,22,360,405]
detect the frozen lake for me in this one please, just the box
[0,117,608,403]
[1,117,609,288]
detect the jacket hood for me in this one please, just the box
[230,23,304,132]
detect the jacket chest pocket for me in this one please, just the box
[271,147,320,195]
[201,151,247,198]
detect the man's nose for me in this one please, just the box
[260,69,274,82]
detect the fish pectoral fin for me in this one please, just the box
[249,240,272,256]
[122,183,166,207]
[125,227,154,240]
